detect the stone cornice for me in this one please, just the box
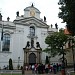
[14,17,49,28]
[0,21,16,29]
[0,24,16,29]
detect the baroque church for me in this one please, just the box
[0,4,58,69]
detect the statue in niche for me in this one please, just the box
[31,39,34,48]
[26,41,30,48]
[55,23,58,29]
[36,42,40,48]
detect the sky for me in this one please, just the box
[0,0,66,29]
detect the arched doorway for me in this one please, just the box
[29,53,36,65]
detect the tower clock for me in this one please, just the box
[30,10,35,17]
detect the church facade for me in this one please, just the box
[0,4,58,69]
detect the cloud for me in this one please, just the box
[0,0,65,28]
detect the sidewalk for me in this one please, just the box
[25,70,61,75]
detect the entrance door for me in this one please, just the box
[29,53,36,65]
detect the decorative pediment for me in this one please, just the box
[14,17,49,28]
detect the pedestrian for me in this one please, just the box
[32,64,35,73]
[25,65,28,70]
[53,63,57,74]
[45,64,48,73]
[35,64,38,74]
[38,64,41,74]
[56,63,59,72]
[22,66,25,75]
[48,64,51,73]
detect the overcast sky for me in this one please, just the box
[0,0,66,29]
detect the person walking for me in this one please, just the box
[22,66,25,75]
[32,64,35,73]
[53,63,57,74]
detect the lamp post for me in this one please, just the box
[18,57,20,70]
[48,46,51,64]
[48,56,51,64]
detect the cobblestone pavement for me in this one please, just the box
[0,69,73,75]
[25,70,61,75]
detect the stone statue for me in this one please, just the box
[26,41,30,48]
[16,11,19,17]
[31,39,34,48]
[0,13,2,21]
[36,42,40,48]
[55,23,58,29]
[44,16,46,22]
[31,3,34,7]
[51,24,53,28]
[7,17,10,21]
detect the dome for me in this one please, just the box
[24,4,41,13]
[24,4,41,19]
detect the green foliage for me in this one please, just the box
[44,29,69,57]
[9,58,13,70]
[58,0,75,35]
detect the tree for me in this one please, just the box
[44,29,69,57]
[58,0,75,35]
[9,58,13,70]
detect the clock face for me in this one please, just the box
[30,10,35,17]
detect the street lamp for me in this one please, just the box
[48,46,51,64]
[18,57,20,70]
[48,56,51,64]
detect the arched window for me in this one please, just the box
[30,26,35,36]
[2,33,10,51]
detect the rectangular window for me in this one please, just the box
[2,34,10,52]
